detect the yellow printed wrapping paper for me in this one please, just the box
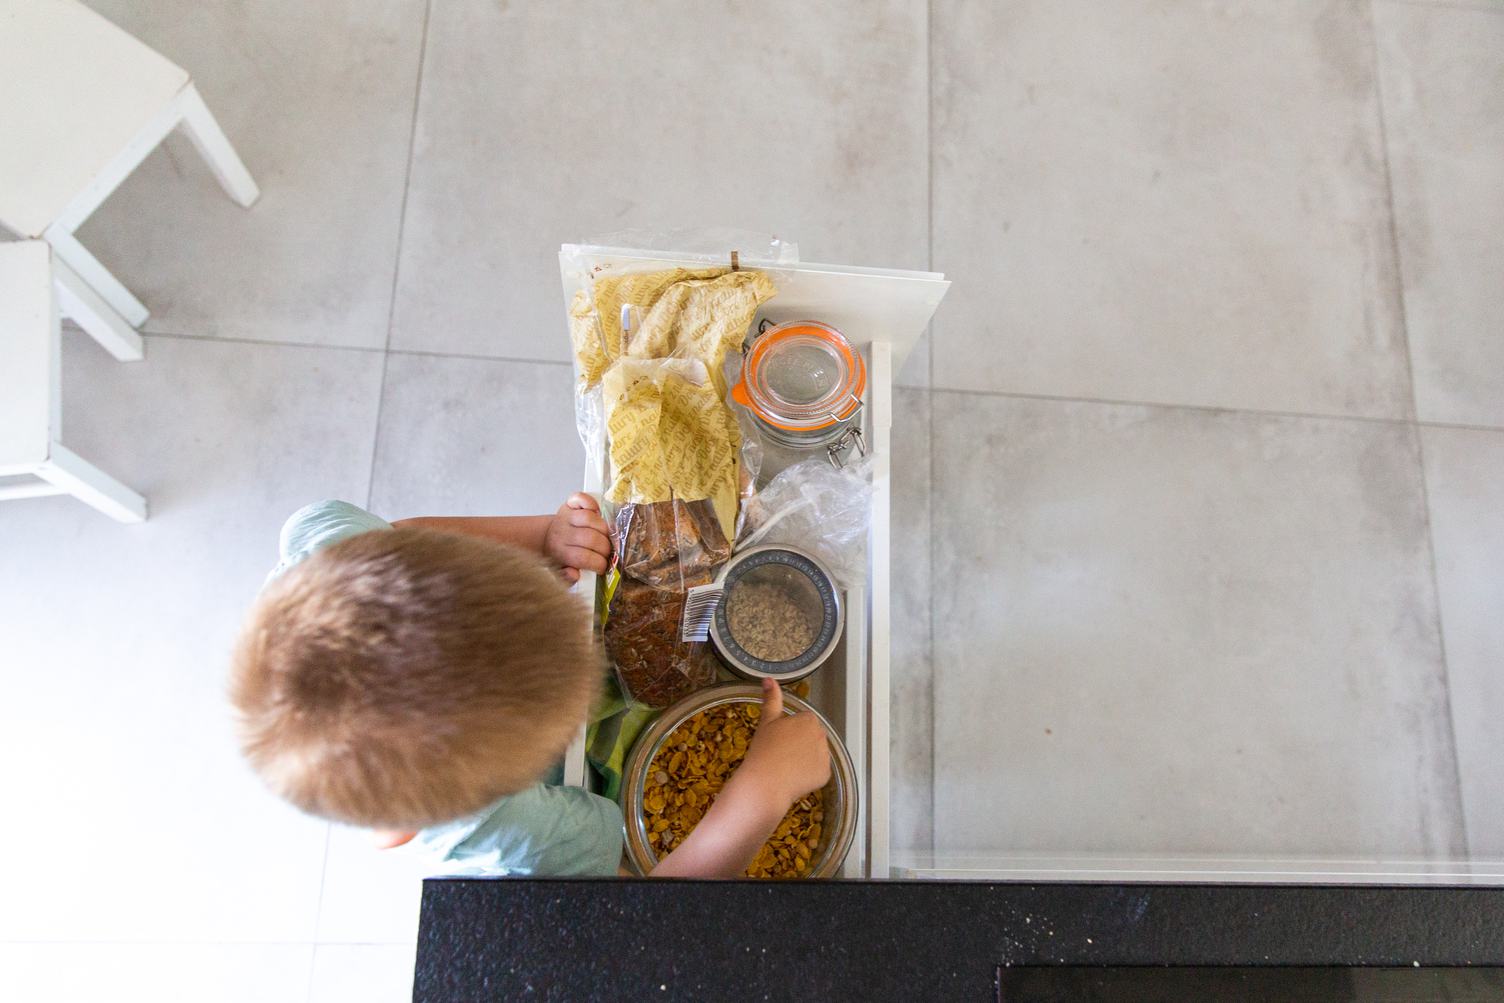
[572,268,776,538]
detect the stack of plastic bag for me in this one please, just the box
[570,266,776,707]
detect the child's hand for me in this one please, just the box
[648,678,830,878]
[736,678,832,806]
[545,493,612,584]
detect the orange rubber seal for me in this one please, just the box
[733,322,866,432]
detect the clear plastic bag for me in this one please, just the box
[564,232,784,707]
[566,229,795,516]
[602,499,728,707]
[737,455,873,589]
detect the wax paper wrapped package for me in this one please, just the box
[569,263,777,707]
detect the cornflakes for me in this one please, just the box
[642,701,826,879]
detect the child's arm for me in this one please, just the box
[649,679,832,879]
[393,492,611,583]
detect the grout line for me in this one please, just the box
[303,933,319,1003]
[925,382,1413,422]
[900,377,1504,432]
[360,276,393,509]
[1368,0,1423,425]
[1413,428,1470,856]
[1369,1,1470,857]
[389,347,572,368]
[923,391,938,860]
[928,383,1449,428]
[925,0,936,397]
[128,331,1504,433]
[136,329,386,354]
[135,330,575,370]
[1413,419,1504,434]
[307,824,334,994]
[1380,0,1504,14]
[925,0,938,858]
[365,0,435,511]
[903,380,1504,433]
[308,9,431,978]
[384,0,435,356]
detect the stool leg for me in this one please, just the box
[53,255,144,362]
[43,225,150,329]
[36,442,147,523]
[177,83,260,208]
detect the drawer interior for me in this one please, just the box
[557,245,948,879]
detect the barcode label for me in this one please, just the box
[680,583,723,642]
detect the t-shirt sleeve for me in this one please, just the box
[268,499,393,580]
[417,784,625,878]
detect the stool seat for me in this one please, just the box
[0,0,189,238]
[0,0,258,331]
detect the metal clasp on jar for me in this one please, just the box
[743,316,775,356]
[826,425,866,468]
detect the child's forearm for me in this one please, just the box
[391,515,552,556]
[648,772,787,879]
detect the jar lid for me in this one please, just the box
[733,321,866,432]
[710,545,843,681]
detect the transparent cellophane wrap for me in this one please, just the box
[566,232,791,708]
[737,454,873,591]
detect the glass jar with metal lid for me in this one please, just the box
[709,544,843,684]
[620,682,858,878]
[731,319,867,464]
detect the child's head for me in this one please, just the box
[230,527,599,829]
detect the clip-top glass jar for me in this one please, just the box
[731,319,867,464]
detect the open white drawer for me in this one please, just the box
[558,244,949,879]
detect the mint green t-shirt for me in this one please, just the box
[270,500,623,877]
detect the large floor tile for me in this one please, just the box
[0,943,313,1003]
[1421,427,1504,855]
[389,0,929,375]
[930,0,1410,419]
[368,353,583,519]
[310,944,416,1003]
[316,825,427,945]
[930,391,1460,859]
[0,334,384,941]
[889,388,934,856]
[1375,2,1504,427]
[77,0,427,348]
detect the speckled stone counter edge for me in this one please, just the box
[415,879,1504,1002]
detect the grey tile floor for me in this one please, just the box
[2,1,1501,1000]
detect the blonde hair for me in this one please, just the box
[230,528,599,829]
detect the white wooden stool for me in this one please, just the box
[0,0,259,327]
[1,240,147,523]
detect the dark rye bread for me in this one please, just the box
[605,499,730,707]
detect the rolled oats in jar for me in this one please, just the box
[710,545,842,683]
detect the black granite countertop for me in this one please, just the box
[415,878,1504,1001]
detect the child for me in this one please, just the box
[231,496,830,878]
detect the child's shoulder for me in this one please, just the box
[415,782,623,878]
[268,499,393,581]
